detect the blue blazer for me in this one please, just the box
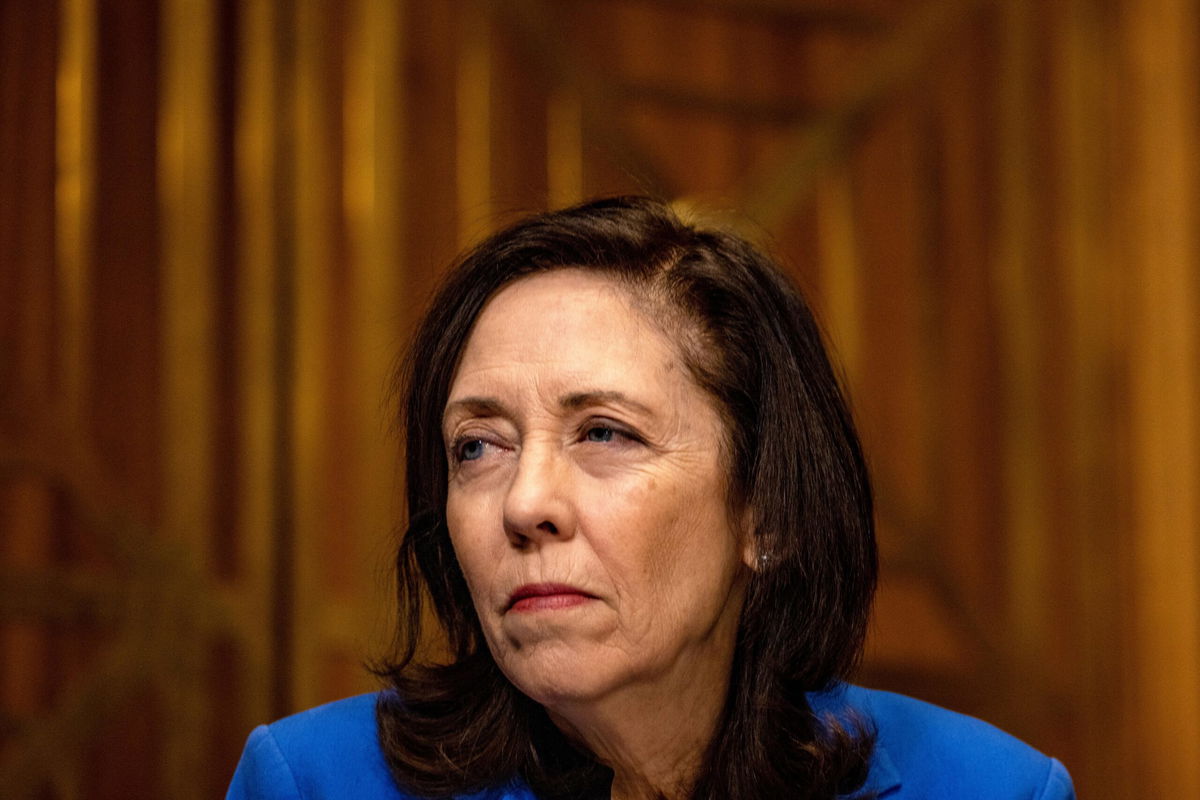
[227,685,1075,799]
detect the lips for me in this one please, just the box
[506,583,596,613]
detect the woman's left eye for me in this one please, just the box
[584,425,616,443]
[582,422,643,446]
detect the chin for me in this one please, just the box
[512,676,616,713]
[495,648,624,710]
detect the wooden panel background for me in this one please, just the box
[2,0,1198,797]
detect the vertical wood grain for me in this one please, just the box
[0,0,58,407]
[456,1,493,245]
[158,0,216,795]
[292,0,336,712]
[358,0,407,677]
[334,0,406,698]
[91,0,162,517]
[1053,0,1121,794]
[1121,0,1200,793]
[233,0,280,730]
[268,0,299,721]
[547,89,583,209]
[815,169,863,382]
[159,0,216,566]
[995,0,1050,697]
[56,0,95,425]
[0,0,61,757]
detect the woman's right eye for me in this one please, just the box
[456,439,486,462]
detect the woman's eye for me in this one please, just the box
[582,423,636,445]
[585,426,615,443]
[456,439,486,461]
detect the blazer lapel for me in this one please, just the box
[809,685,903,797]
[855,739,902,796]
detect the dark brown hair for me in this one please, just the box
[376,196,877,799]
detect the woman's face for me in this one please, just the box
[443,269,753,710]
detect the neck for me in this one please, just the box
[546,651,733,800]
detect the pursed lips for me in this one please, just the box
[506,582,597,613]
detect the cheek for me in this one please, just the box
[600,474,738,604]
[446,495,503,601]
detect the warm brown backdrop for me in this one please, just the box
[2,0,1198,797]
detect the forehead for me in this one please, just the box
[452,270,680,387]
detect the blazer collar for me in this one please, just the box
[858,740,902,796]
[808,685,903,797]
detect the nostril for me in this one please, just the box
[538,520,558,535]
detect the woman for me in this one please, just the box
[228,197,1074,799]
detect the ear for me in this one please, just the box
[737,506,761,571]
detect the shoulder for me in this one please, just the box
[226,694,401,800]
[811,685,1076,800]
[225,693,530,800]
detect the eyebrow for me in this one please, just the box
[442,390,654,427]
[560,390,654,417]
[442,396,513,425]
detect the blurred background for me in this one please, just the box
[2,0,1198,797]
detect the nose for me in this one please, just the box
[503,443,575,548]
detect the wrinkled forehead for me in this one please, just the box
[448,269,685,400]
[468,266,702,362]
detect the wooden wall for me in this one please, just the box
[2,0,1198,797]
